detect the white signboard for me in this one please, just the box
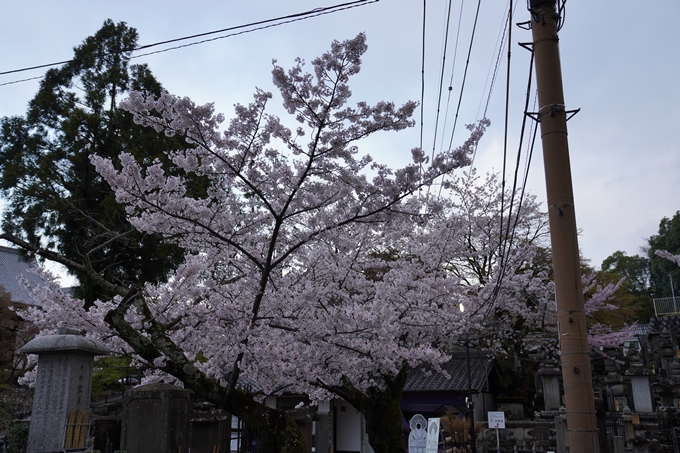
[488,411,506,429]
[425,418,440,453]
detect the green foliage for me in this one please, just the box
[0,20,197,304]
[0,385,32,433]
[0,287,19,378]
[493,346,537,402]
[598,210,680,322]
[91,355,136,396]
[5,422,29,453]
[648,211,680,299]
[601,251,650,295]
[592,259,654,323]
[281,417,307,453]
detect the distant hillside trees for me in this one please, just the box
[600,211,680,321]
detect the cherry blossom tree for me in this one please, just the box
[9,33,489,453]
[433,172,633,366]
[12,29,635,452]
[656,250,680,267]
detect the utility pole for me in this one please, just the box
[527,1,600,452]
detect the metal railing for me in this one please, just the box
[653,297,680,317]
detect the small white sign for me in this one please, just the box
[425,417,440,453]
[488,411,506,429]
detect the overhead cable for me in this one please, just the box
[437,0,466,155]
[419,0,427,162]
[0,0,378,84]
[429,0,455,165]
[498,0,514,269]
[480,39,537,319]
[465,0,511,187]
[478,0,511,120]
[445,0,483,152]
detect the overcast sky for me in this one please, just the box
[1,0,679,278]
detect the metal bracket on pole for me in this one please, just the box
[525,105,580,123]
[525,111,542,123]
[517,21,533,31]
[565,108,581,121]
[519,42,534,52]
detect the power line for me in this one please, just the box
[478,0,511,120]
[0,75,44,88]
[130,1,380,61]
[445,0,483,152]
[419,0,427,158]
[429,0,454,164]
[498,0,514,269]
[0,0,378,84]
[478,33,537,320]
[464,0,510,188]
[438,0,466,155]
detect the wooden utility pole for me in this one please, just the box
[527,1,600,452]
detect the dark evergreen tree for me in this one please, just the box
[601,250,650,295]
[0,20,196,303]
[648,211,680,299]
[599,250,654,321]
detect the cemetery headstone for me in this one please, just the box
[316,401,332,453]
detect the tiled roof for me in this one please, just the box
[404,351,494,393]
[0,246,47,305]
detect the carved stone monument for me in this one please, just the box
[20,328,109,453]
[121,382,190,453]
[408,414,427,453]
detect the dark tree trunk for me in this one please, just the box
[326,367,409,453]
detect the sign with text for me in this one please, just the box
[488,411,506,429]
[425,417,440,453]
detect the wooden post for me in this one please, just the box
[527,1,600,452]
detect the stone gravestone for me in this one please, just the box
[20,328,110,453]
[316,401,332,453]
[408,414,427,453]
[630,376,653,412]
[121,383,190,453]
[537,362,562,411]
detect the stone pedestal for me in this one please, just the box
[121,383,190,453]
[20,329,109,453]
